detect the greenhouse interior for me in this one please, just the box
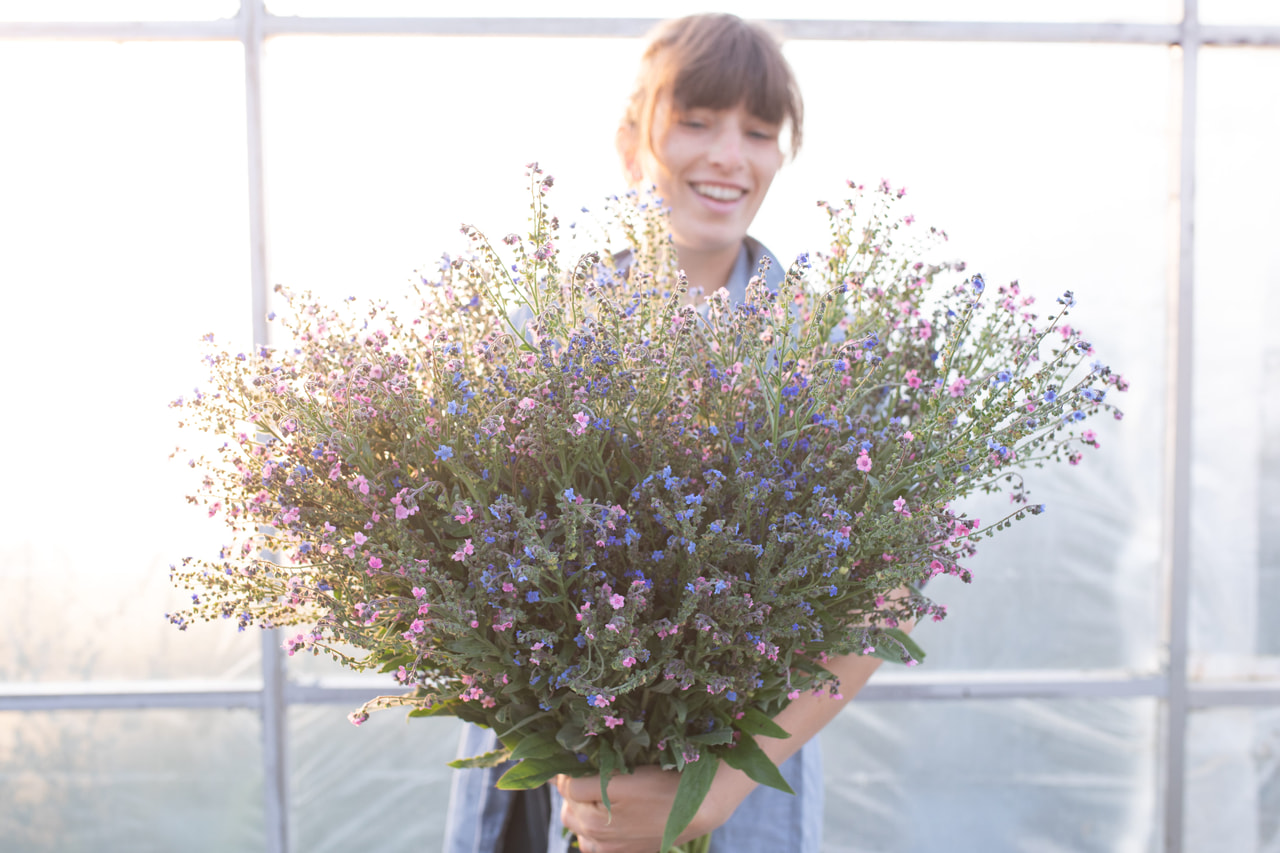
[0,1,1277,851]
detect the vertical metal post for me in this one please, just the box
[1163,1,1198,851]
[241,1,288,851]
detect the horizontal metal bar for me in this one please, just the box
[261,18,1190,44]
[0,19,239,40]
[0,680,263,711]
[2,17,1278,46]
[1199,24,1280,46]
[1187,683,1280,708]
[4,673,1279,711]
[860,670,1169,701]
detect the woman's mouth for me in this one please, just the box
[690,182,747,202]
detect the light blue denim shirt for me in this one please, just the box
[441,239,824,853]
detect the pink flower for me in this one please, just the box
[568,411,590,436]
[905,369,922,389]
[410,619,425,634]
[452,539,475,561]
[354,532,367,545]
[609,594,626,610]
[604,715,625,729]
[621,656,637,668]
[454,505,475,524]
[368,556,383,569]
[517,397,537,410]
[856,451,872,473]
[948,376,970,397]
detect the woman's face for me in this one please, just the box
[637,95,785,255]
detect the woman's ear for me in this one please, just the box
[615,123,643,186]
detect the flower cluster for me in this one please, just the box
[168,166,1124,847]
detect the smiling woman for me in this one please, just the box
[441,15,857,853]
[615,14,801,294]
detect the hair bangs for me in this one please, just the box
[670,27,791,126]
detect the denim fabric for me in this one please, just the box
[443,723,824,853]
[442,238,805,853]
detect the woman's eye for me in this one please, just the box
[679,119,707,129]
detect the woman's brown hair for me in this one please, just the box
[618,14,804,172]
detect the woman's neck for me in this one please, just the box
[674,241,741,304]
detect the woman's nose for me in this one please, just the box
[708,122,745,168]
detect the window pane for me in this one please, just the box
[0,0,238,21]
[1201,0,1280,25]
[0,42,259,682]
[825,698,1159,851]
[1191,47,1280,680]
[264,35,643,307]
[0,709,264,852]
[777,41,1171,670]
[267,36,1169,671]
[288,707,460,851]
[1186,707,1280,852]
[267,0,1175,24]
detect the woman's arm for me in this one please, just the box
[556,648,890,853]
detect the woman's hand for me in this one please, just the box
[555,764,738,853]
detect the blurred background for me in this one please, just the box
[0,1,1276,851]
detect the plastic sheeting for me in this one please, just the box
[0,709,264,851]
[0,22,1277,853]
[1192,47,1280,677]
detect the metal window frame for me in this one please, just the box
[3,3,1279,851]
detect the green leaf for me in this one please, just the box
[407,699,462,719]
[660,753,719,853]
[736,706,791,740]
[448,637,498,658]
[867,627,927,665]
[376,652,415,673]
[687,728,734,746]
[718,733,794,795]
[447,747,512,769]
[507,732,564,763]
[597,741,620,815]
[495,753,586,790]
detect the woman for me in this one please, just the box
[445,15,893,853]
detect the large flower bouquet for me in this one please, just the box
[169,165,1124,851]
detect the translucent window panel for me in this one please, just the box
[0,0,239,20]
[288,706,461,852]
[1201,0,1280,25]
[774,41,1171,670]
[0,42,260,682]
[1191,48,1280,679]
[267,37,1166,671]
[267,0,1176,24]
[823,698,1159,852]
[1185,707,1280,853]
[0,708,264,852]
[263,36,643,308]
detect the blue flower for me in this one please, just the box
[972,274,986,293]
[526,591,540,603]
[434,445,454,461]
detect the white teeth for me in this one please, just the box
[692,183,745,201]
